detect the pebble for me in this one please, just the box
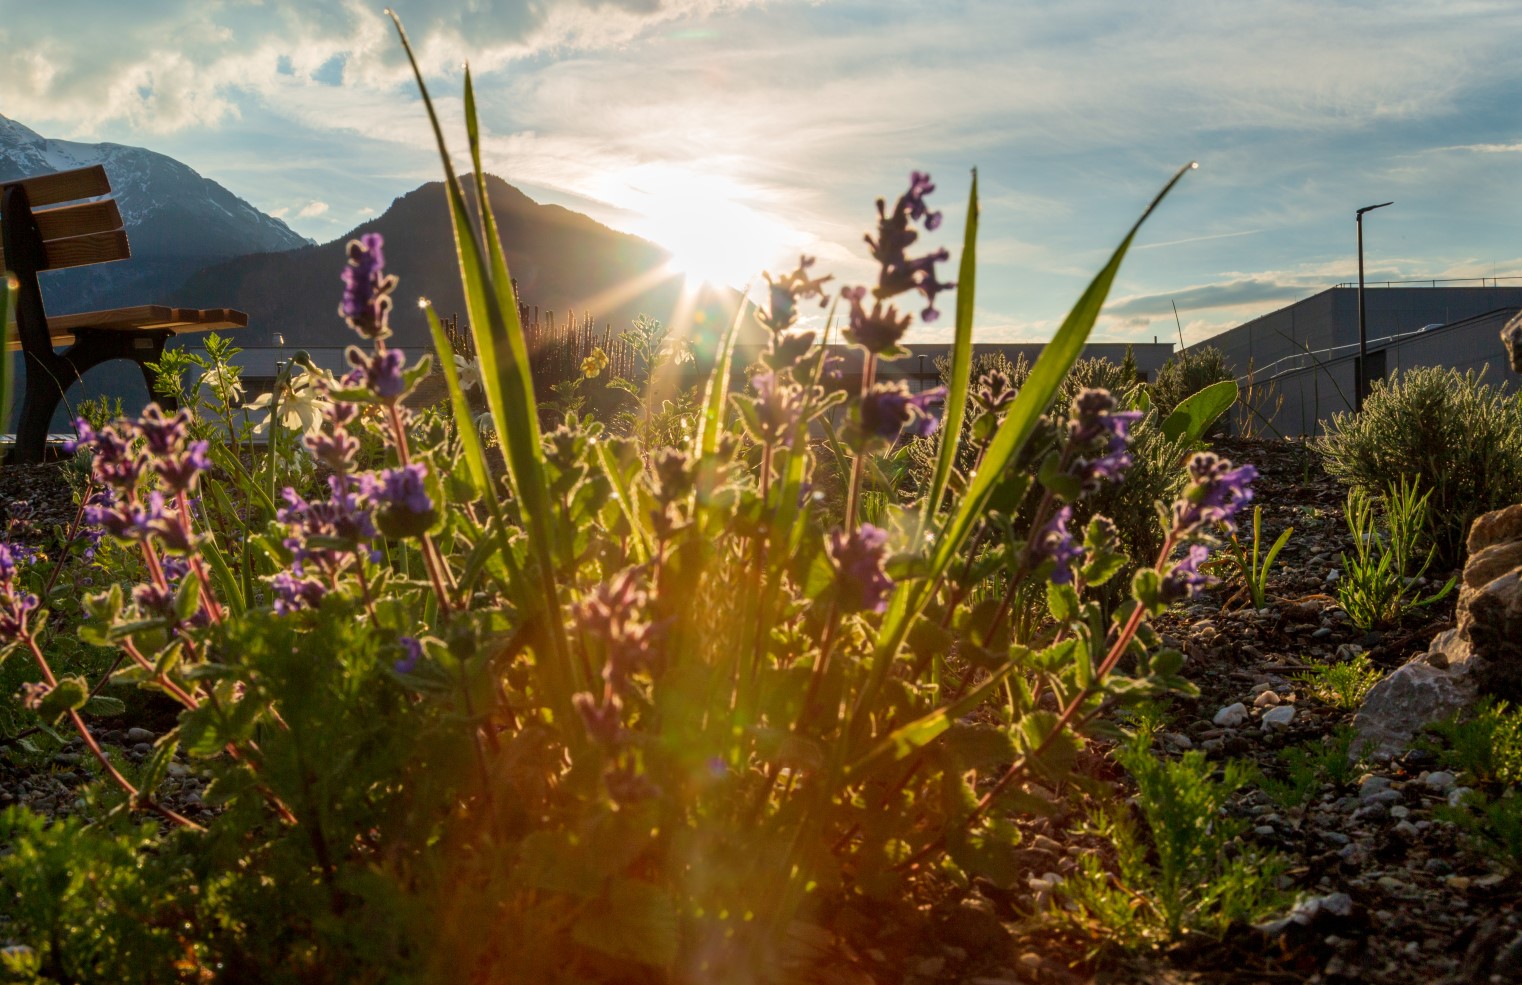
[1262,705,1295,728]
[1213,703,1249,728]
[125,727,155,743]
[1359,776,1393,799]
[1423,771,1456,793]
[1392,820,1420,839]
[1312,626,1334,638]
[1448,787,1474,807]
[1254,824,1277,837]
[1254,689,1282,708]
[1161,732,1193,750]
[1390,805,1410,819]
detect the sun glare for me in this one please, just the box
[593,164,801,290]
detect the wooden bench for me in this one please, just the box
[2,165,247,462]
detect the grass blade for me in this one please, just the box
[917,170,978,537]
[0,274,13,438]
[697,288,750,458]
[388,12,582,717]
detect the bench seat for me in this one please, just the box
[4,305,249,350]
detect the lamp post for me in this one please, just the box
[1355,201,1393,411]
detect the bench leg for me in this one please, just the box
[8,357,70,465]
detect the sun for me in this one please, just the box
[594,164,801,290]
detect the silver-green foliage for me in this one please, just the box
[1318,366,1522,568]
[1149,345,1233,425]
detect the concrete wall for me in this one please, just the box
[1204,291,1522,437]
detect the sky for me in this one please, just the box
[2,0,1519,346]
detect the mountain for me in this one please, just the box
[176,175,748,357]
[0,113,311,313]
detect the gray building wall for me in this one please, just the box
[1186,286,1522,437]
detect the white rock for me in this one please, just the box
[1254,690,1283,708]
[1262,705,1296,728]
[1214,703,1249,728]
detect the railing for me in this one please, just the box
[1242,323,1447,383]
[1330,274,1522,289]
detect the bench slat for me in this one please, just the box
[34,200,123,242]
[7,305,251,351]
[6,165,111,208]
[42,229,130,270]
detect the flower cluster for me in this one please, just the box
[827,523,894,613]
[1172,452,1258,536]
[0,542,39,641]
[840,171,956,355]
[1066,389,1142,490]
[759,255,833,337]
[1034,506,1086,585]
[859,382,947,441]
[973,366,1018,414]
[273,475,380,612]
[69,407,208,554]
[341,232,397,340]
[750,371,807,444]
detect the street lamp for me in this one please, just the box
[1355,201,1393,411]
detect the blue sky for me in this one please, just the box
[3,0,1519,345]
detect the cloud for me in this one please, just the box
[296,201,330,218]
[1109,279,1311,319]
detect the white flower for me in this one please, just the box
[199,364,244,402]
[454,353,482,392]
[245,369,332,436]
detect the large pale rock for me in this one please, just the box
[1353,503,1522,758]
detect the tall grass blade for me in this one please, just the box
[388,12,582,716]
[918,170,978,537]
[697,289,750,458]
[424,302,493,499]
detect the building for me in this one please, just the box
[1180,283,1522,437]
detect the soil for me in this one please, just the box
[3,440,1519,984]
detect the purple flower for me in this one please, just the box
[347,346,409,402]
[759,256,833,334]
[1172,453,1258,535]
[577,570,665,690]
[340,232,396,340]
[305,428,361,472]
[395,636,424,674]
[859,383,947,440]
[572,691,623,746]
[859,171,956,322]
[840,285,913,355]
[153,440,211,493]
[0,542,40,639]
[1034,506,1085,585]
[67,419,142,491]
[363,464,433,517]
[277,475,378,577]
[974,367,1017,413]
[827,523,894,614]
[1067,389,1143,489]
[137,405,191,457]
[751,371,805,442]
[271,571,327,614]
[1160,544,1215,602]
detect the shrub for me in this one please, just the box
[1150,345,1233,423]
[1317,366,1522,568]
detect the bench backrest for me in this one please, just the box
[0,165,130,276]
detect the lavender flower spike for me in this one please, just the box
[859,383,947,440]
[827,523,894,613]
[1160,543,1216,602]
[1171,452,1258,535]
[1034,506,1085,585]
[341,232,397,340]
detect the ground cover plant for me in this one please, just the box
[0,21,1284,985]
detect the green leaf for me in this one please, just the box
[1047,582,1080,622]
[1161,379,1238,444]
[139,737,179,795]
[917,169,978,536]
[82,695,127,717]
[36,675,89,724]
[572,879,680,969]
[944,722,1017,770]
